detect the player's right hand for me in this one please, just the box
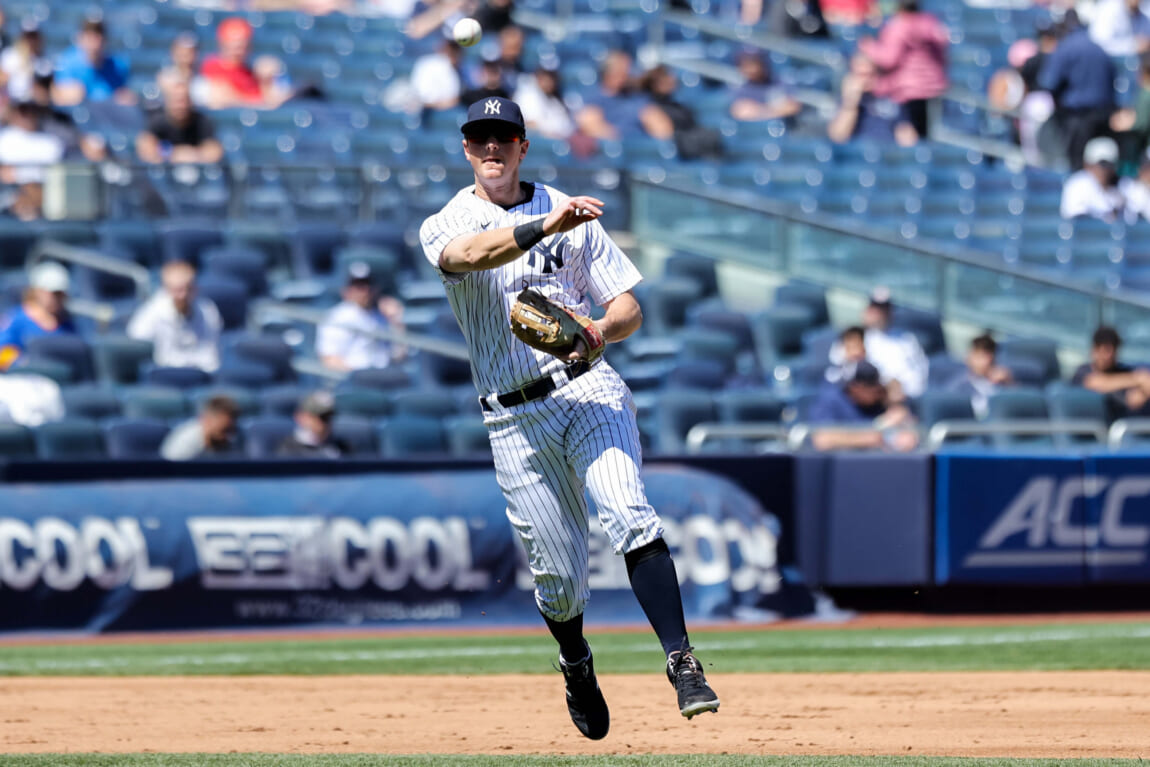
[543,196,604,236]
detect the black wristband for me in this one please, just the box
[513,219,546,251]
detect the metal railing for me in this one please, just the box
[684,421,791,452]
[926,418,1108,450]
[1107,418,1150,451]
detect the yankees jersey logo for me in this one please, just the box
[527,237,569,274]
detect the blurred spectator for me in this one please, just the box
[156,33,211,108]
[253,55,299,106]
[728,50,802,123]
[406,0,470,40]
[638,65,724,160]
[824,325,868,385]
[828,54,919,145]
[943,333,1013,419]
[1072,326,1150,421]
[575,50,643,141]
[127,261,222,373]
[514,60,575,139]
[0,21,49,103]
[1089,0,1150,56]
[819,0,878,26]
[1038,11,1116,171]
[462,53,510,105]
[474,0,515,33]
[276,391,350,458]
[857,0,949,139]
[0,99,65,220]
[495,25,526,91]
[0,372,63,426]
[1120,150,1150,220]
[317,261,406,372]
[136,79,223,165]
[0,262,76,371]
[161,395,239,461]
[52,18,134,106]
[411,38,464,112]
[1110,52,1150,167]
[828,287,928,400]
[991,23,1060,166]
[809,361,919,452]
[1060,136,1124,220]
[29,68,108,162]
[764,0,829,36]
[202,18,289,110]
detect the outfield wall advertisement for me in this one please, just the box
[0,459,813,632]
[936,453,1150,585]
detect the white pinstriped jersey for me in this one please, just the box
[419,181,641,396]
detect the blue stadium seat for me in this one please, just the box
[665,358,728,390]
[262,384,312,417]
[347,367,413,390]
[61,384,122,420]
[1047,384,1108,425]
[635,277,705,334]
[715,388,785,423]
[751,304,816,369]
[202,246,269,298]
[291,222,349,279]
[145,366,213,389]
[388,389,459,418]
[377,414,447,457]
[197,274,249,331]
[998,337,1061,383]
[652,388,717,454]
[157,219,224,267]
[663,252,719,299]
[242,416,296,458]
[36,419,107,459]
[104,418,170,459]
[191,387,263,419]
[890,306,946,357]
[985,389,1051,447]
[215,359,277,389]
[918,390,976,427]
[92,336,154,385]
[443,414,492,458]
[121,386,192,421]
[25,335,97,383]
[331,415,378,455]
[678,327,741,373]
[0,423,36,458]
[227,336,295,382]
[333,386,392,418]
[774,279,830,327]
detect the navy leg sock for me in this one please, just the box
[543,612,589,663]
[624,538,690,657]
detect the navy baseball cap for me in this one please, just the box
[460,97,526,137]
[848,360,882,386]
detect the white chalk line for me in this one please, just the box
[2,624,1150,672]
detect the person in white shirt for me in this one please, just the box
[828,287,929,400]
[1061,136,1125,220]
[317,261,406,372]
[127,260,223,372]
[1121,150,1150,221]
[513,61,576,140]
[0,22,51,103]
[410,38,463,112]
[1090,0,1150,56]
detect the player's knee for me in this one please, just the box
[535,574,587,622]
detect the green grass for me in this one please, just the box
[0,758,1144,767]
[3,621,1150,676]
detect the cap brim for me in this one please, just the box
[460,117,524,135]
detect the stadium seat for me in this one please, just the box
[25,335,96,383]
[651,388,717,454]
[377,414,447,457]
[97,220,161,269]
[241,416,296,458]
[663,252,719,298]
[35,419,107,459]
[635,277,704,334]
[202,246,269,298]
[331,415,378,455]
[196,273,249,330]
[997,337,1061,383]
[191,387,263,419]
[347,367,413,390]
[715,388,785,423]
[291,221,349,278]
[774,279,830,327]
[443,414,492,458]
[121,386,192,421]
[103,418,170,459]
[1047,385,1109,426]
[145,366,213,389]
[215,359,277,389]
[333,387,392,418]
[157,219,224,267]
[751,304,816,370]
[61,385,122,420]
[388,389,459,418]
[0,423,36,458]
[262,384,312,417]
[92,336,154,385]
[890,306,946,356]
[917,390,976,427]
[227,336,295,382]
[678,327,741,373]
[665,358,729,390]
[985,389,1051,447]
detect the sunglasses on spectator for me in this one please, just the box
[464,131,524,145]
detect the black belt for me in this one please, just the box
[480,360,591,412]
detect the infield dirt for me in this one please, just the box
[3,671,1148,758]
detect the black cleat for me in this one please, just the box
[560,650,610,740]
[666,648,720,720]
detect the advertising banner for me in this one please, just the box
[0,461,811,632]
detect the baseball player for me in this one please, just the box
[419,97,719,740]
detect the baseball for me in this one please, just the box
[453,17,482,47]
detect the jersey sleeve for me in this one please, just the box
[419,204,482,284]
[579,218,642,306]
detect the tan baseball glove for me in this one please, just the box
[509,288,604,363]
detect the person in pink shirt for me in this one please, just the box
[857,0,949,138]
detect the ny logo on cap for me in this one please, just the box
[484,99,501,115]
